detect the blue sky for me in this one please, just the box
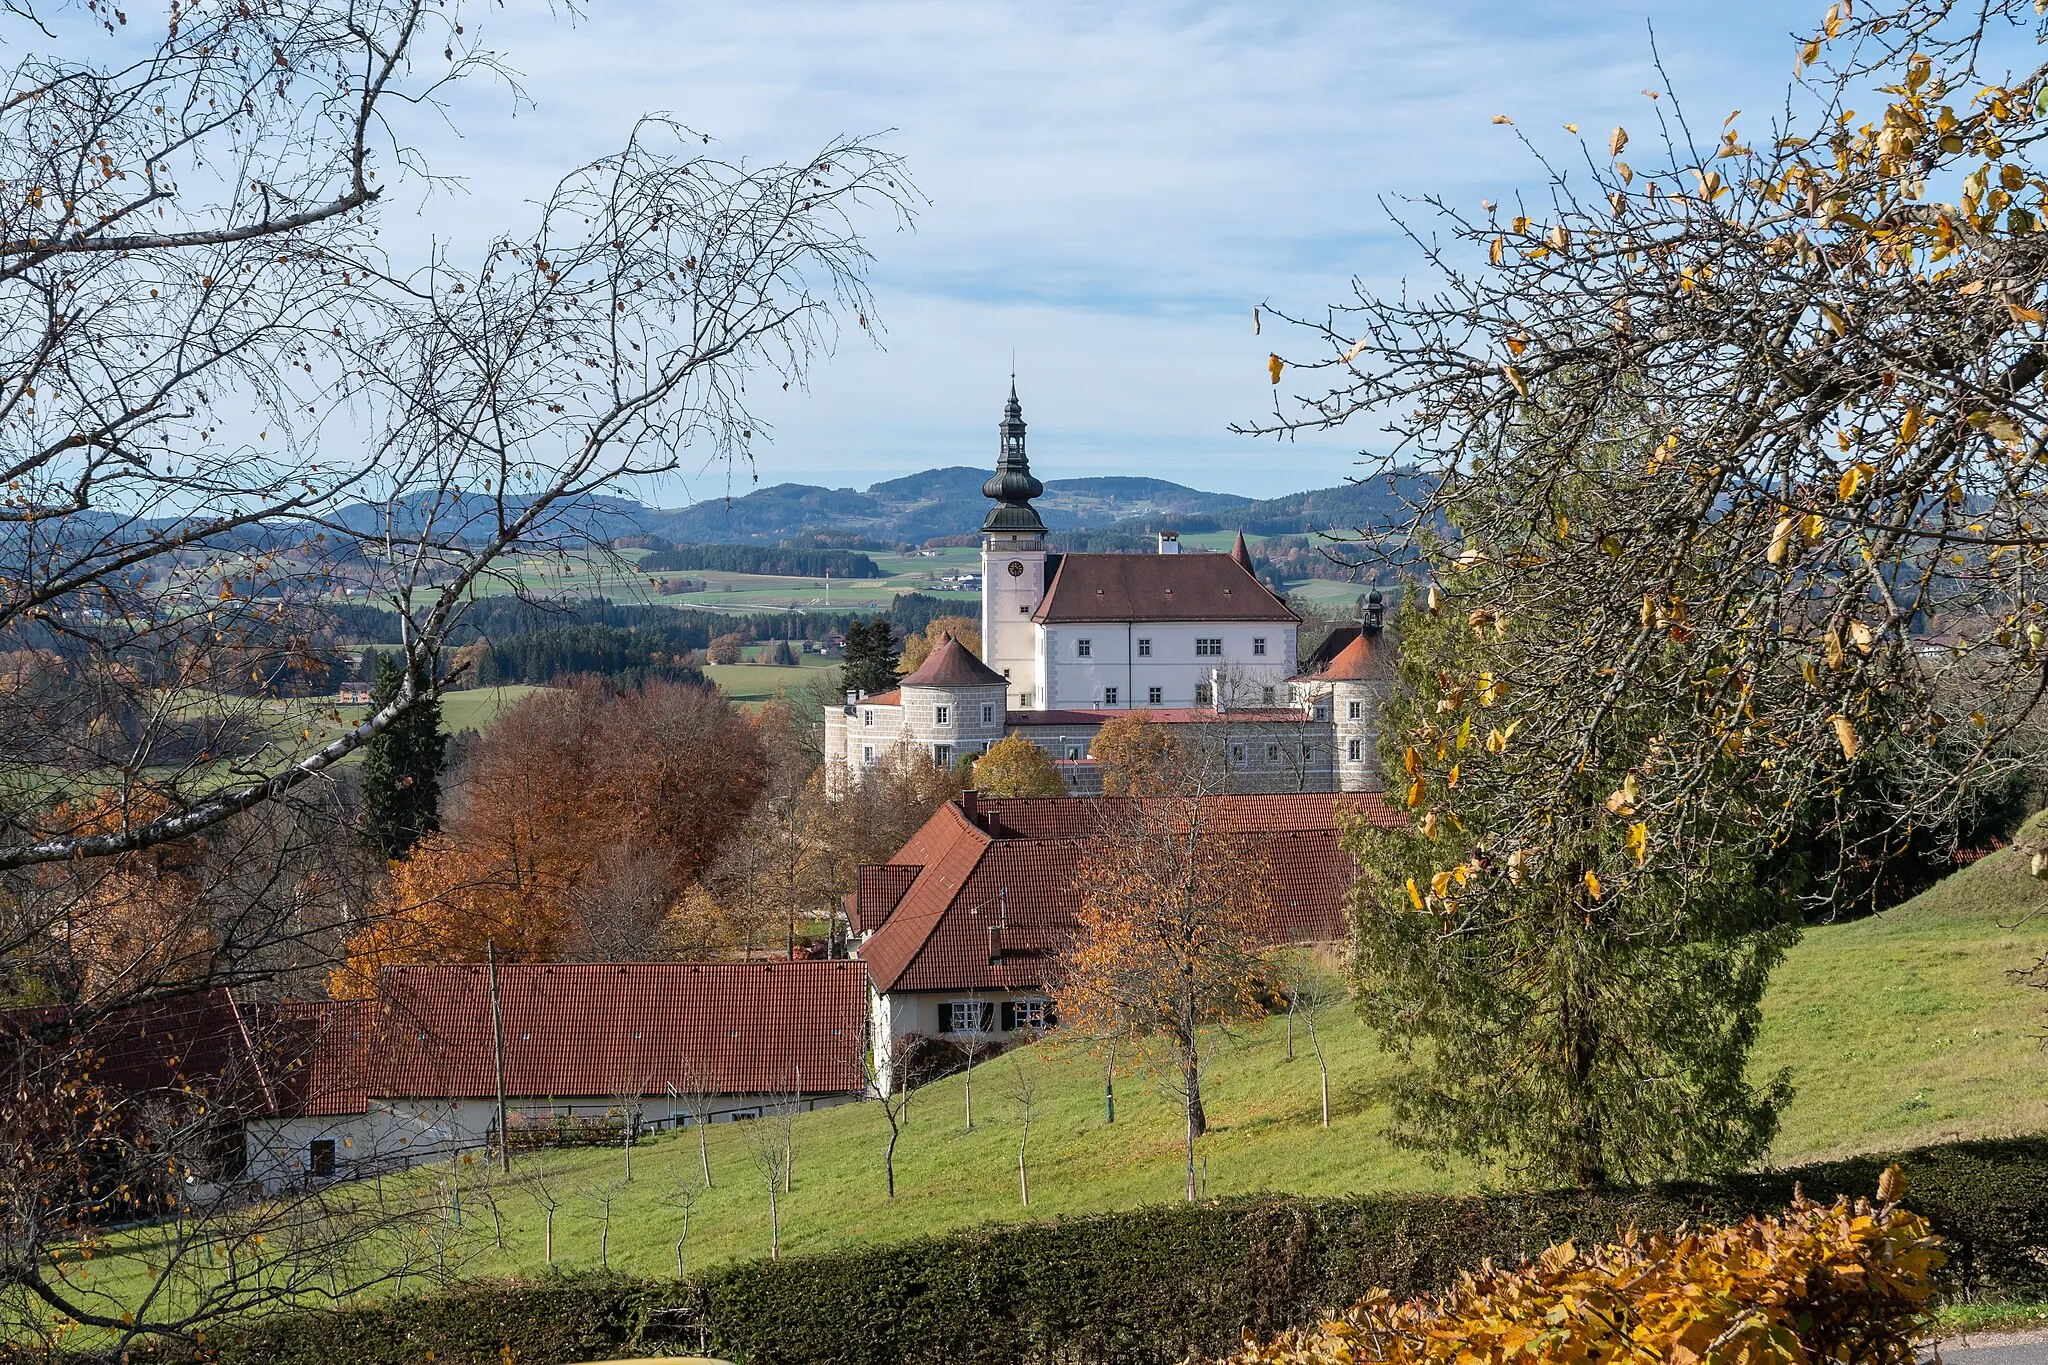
[397,1,1819,504]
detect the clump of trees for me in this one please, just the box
[359,658,446,861]
[331,680,766,989]
[638,545,884,578]
[839,618,899,696]
[896,616,982,674]
[972,736,1066,797]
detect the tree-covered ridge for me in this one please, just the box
[637,545,884,578]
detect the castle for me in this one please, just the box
[823,385,1394,793]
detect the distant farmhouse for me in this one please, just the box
[824,384,1397,793]
[849,791,1401,1089]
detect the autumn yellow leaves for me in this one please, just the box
[1225,1173,1943,1365]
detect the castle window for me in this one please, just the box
[982,703,995,723]
[1066,746,1082,760]
[1077,638,1092,658]
[1266,744,1280,762]
[1253,637,1268,656]
[862,745,876,765]
[1348,700,1362,720]
[1195,682,1213,705]
[934,744,953,766]
[1137,638,1152,657]
[1231,744,1247,767]
[1104,687,1118,705]
[1147,687,1162,705]
[1348,739,1362,762]
[1262,686,1276,704]
[1196,638,1222,657]
[934,705,950,726]
[1302,744,1312,760]
[863,709,874,727]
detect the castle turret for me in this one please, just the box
[980,380,1047,709]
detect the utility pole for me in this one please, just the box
[487,939,511,1173]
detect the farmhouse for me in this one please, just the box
[849,790,1400,1090]
[243,960,866,1191]
[821,384,1397,793]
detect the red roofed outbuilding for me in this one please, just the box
[852,791,1399,1089]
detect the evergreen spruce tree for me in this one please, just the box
[838,618,899,696]
[359,657,446,860]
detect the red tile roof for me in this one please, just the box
[857,689,902,707]
[853,864,922,933]
[258,999,374,1117]
[1032,552,1297,624]
[0,990,284,1121]
[899,636,1006,688]
[368,960,866,1100]
[1309,630,1396,682]
[856,794,1399,994]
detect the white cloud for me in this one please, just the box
[380,0,1805,501]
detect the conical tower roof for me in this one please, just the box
[900,634,1008,689]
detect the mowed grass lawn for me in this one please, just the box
[702,655,838,707]
[65,821,2048,1317]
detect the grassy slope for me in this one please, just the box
[71,820,2048,1312]
[702,656,838,707]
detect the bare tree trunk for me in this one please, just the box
[885,1123,900,1199]
[544,1210,554,1266]
[767,1176,780,1259]
[963,1060,974,1131]
[1019,1124,1031,1207]
[1286,1003,1295,1062]
[676,1235,687,1278]
[699,1123,713,1188]
[1303,1012,1330,1128]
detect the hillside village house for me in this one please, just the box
[822,384,1397,793]
[242,960,865,1191]
[849,791,1400,1090]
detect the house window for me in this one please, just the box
[1302,744,1312,760]
[944,1001,994,1034]
[1231,744,1247,767]
[1253,637,1268,656]
[1262,686,1276,704]
[1266,743,1280,762]
[727,1107,763,1122]
[1104,687,1118,705]
[934,744,954,766]
[982,703,995,723]
[1348,700,1362,720]
[1066,745,1082,760]
[1077,638,1093,658]
[309,1138,337,1178]
[862,745,876,765]
[1137,638,1152,657]
[1195,682,1213,706]
[1348,738,1363,761]
[863,709,874,727]
[1148,686,1162,704]
[1196,637,1223,657]
[935,705,950,725]
[1002,998,1056,1031]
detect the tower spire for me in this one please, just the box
[982,379,1045,533]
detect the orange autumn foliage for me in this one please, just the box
[42,791,213,1000]
[330,680,764,995]
[1227,1173,1944,1365]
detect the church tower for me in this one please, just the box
[980,381,1047,709]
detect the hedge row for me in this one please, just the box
[205,1137,2048,1365]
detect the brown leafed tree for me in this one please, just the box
[896,617,983,675]
[1059,797,1272,1201]
[1243,0,2048,912]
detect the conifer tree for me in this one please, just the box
[838,618,899,697]
[359,658,446,861]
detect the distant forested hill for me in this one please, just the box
[638,545,883,578]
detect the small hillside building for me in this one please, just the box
[850,791,1401,1090]
[243,960,867,1191]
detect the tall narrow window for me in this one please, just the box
[982,703,995,723]
[1348,700,1362,720]
[934,705,950,725]
[1253,637,1267,656]
[1136,638,1152,657]
[1077,638,1093,658]
[309,1139,337,1178]
[1347,738,1362,761]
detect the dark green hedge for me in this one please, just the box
[202,1137,2048,1365]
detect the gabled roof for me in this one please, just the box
[0,990,285,1122]
[1032,552,1298,625]
[260,999,374,1117]
[855,793,1399,995]
[899,635,1006,689]
[368,960,866,1100]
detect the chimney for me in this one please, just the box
[844,688,858,714]
[1157,530,1181,554]
[960,789,980,827]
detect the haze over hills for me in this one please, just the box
[626,466,1419,545]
